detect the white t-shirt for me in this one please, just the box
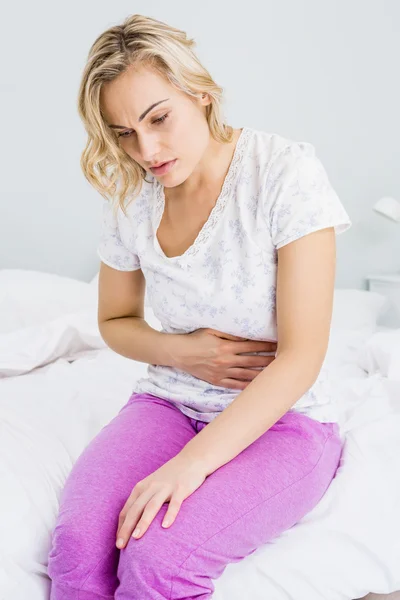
[97,127,352,424]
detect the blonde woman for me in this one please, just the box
[48,13,352,600]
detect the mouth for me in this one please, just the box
[150,159,177,175]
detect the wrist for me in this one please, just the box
[177,442,212,477]
[158,332,188,369]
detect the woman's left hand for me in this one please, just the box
[116,453,208,548]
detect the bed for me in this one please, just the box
[0,269,399,600]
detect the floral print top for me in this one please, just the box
[97,127,352,423]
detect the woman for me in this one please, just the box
[48,13,352,600]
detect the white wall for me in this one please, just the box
[1,0,399,287]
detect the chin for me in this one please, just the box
[162,167,188,188]
[162,181,177,188]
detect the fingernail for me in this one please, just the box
[116,538,124,548]
[162,519,170,528]
[132,528,140,538]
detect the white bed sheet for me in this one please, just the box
[0,317,400,600]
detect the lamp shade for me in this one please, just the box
[373,196,400,223]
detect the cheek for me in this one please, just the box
[183,131,208,165]
[117,137,131,153]
[119,140,141,162]
[173,123,199,155]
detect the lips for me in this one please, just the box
[150,159,177,175]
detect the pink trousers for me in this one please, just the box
[48,391,342,599]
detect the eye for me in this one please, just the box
[117,113,169,138]
[153,113,169,125]
[118,130,132,139]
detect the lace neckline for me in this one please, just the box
[153,126,253,263]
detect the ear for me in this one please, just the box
[199,92,212,106]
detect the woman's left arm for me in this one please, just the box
[179,226,337,476]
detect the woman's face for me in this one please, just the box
[100,65,212,188]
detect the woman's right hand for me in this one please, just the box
[173,328,277,390]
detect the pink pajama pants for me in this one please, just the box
[47,391,342,599]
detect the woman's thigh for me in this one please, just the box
[116,410,343,599]
[48,392,197,598]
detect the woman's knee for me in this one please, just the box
[116,518,186,599]
[48,514,119,593]
[116,507,218,600]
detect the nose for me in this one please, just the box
[136,132,161,165]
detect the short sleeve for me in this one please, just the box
[96,200,141,271]
[265,143,352,249]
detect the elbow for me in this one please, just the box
[98,322,109,347]
[275,346,327,388]
[98,319,115,346]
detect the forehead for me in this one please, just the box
[100,66,175,123]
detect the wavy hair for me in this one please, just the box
[77,13,233,215]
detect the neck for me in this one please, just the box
[168,128,242,200]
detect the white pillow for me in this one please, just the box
[331,289,388,332]
[0,270,96,334]
[326,290,388,370]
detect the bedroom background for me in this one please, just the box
[0,0,399,292]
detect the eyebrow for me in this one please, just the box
[108,98,169,129]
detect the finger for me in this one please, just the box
[231,341,277,354]
[206,328,247,341]
[232,355,275,368]
[254,340,278,350]
[162,494,184,529]
[263,341,278,351]
[219,378,249,390]
[225,367,265,381]
[116,486,143,537]
[131,494,167,540]
[117,492,153,548]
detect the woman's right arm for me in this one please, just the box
[97,261,276,388]
[97,261,182,368]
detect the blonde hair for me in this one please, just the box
[77,14,233,215]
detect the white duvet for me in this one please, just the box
[0,272,399,600]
